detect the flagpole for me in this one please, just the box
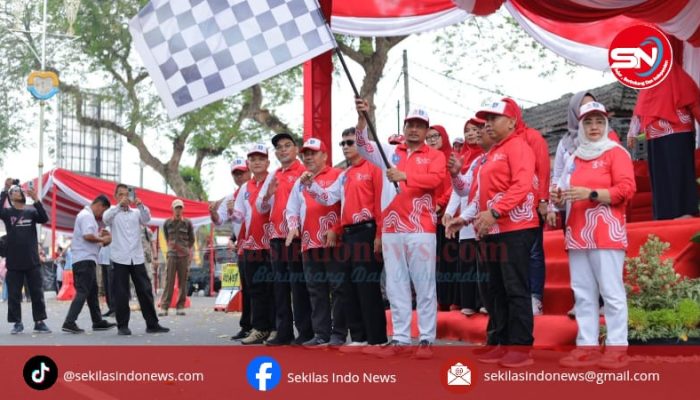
[334,48,399,192]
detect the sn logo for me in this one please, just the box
[610,36,663,77]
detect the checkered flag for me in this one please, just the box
[129,0,336,118]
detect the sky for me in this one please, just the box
[1,14,617,202]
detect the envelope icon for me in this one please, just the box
[447,363,471,386]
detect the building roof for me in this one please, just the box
[521,82,638,154]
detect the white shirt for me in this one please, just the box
[71,207,101,263]
[102,204,151,265]
[97,245,111,266]
[215,192,243,238]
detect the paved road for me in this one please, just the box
[0,293,464,346]
[0,293,242,345]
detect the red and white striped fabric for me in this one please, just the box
[330,0,502,37]
[25,169,212,233]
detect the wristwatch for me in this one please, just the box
[589,190,599,201]
[490,209,501,219]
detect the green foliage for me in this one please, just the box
[179,166,206,201]
[624,234,680,310]
[1,0,298,197]
[625,235,700,341]
[677,298,700,329]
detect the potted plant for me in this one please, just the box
[625,235,700,344]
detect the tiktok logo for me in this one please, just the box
[23,355,58,390]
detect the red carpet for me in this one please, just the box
[420,218,700,347]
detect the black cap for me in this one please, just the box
[271,132,298,147]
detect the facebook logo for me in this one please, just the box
[246,356,281,392]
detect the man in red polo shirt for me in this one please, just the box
[256,133,313,346]
[209,158,251,341]
[302,127,388,350]
[286,138,344,347]
[355,99,446,359]
[472,99,539,368]
[228,144,276,345]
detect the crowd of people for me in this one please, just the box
[1,72,698,369]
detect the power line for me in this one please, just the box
[411,61,541,106]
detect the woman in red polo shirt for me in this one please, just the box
[552,102,636,369]
[628,65,700,220]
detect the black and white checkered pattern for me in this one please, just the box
[130,0,335,118]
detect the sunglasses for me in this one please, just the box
[339,140,355,147]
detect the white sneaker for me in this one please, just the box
[479,307,488,315]
[532,297,543,316]
[338,341,368,353]
[460,308,476,316]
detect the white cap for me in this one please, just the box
[453,137,465,144]
[171,199,184,209]
[247,143,269,157]
[578,101,608,120]
[230,158,248,172]
[404,108,429,124]
[301,138,327,152]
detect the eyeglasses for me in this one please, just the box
[426,135,441,141]
[339,140,355,147]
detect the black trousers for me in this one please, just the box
[343,222,387,344]
[111,262,159,330]
[481,228,537,346]
[242,249,275,331]
[648,131,699,219]
[302,247,347,341]
[457,239,483,311]
[65,260,103,324]
[101,264,115,312]
[269,239,313,342]
[6,267,47,323]
[436,224,460,309]
[236,251,252,332]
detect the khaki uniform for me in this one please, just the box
[161,217,195,310]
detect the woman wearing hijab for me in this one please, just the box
[551,102,635,369]
[548,92,621,229]
[628,65,700,220]
[460,117,485,174]
[427,125,458,310]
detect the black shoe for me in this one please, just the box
[293,335,313,346]
[62,322,85,334]
[92,320,117,331]
[102,310,115,318]
[118,327,132,336]
[11,322,24,335]
[329,335,346,347]
[34,321,52,334]
[265,336,292,346]
[230,329,251,341]
[146,325,170,334]
[302,336,329,347]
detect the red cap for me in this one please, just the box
[475,100,518,120]
[388,134,405,145]
[301,138,327,153]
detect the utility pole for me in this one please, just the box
[402,49,410,116]
[396,100,400,134]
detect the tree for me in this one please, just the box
[336,35,408,125]
[0,0,297,199]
